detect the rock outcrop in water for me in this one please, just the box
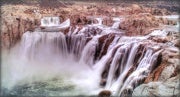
[1,1,180,97]
[98,90,112,97]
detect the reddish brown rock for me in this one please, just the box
[130,4,143,14]
[1,18,37,49]
[150,36,168,43]
[1,3,175,49]
[96,34,115,60]
[102,17,114,26]
[151,8,171,16]
[100,78,107,87]
[98,90,112,97]
[173,39,180,47]
[120,13,160,36]
[145,46,179,83]
[144,62,167,83]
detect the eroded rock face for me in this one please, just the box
[138,45,180,97]
[95,34,116,60]
[1,17,38,49]
[120,13,160,36]
[133,75,180,97]
[145,46,180,83]
[1,3,175,49]
[151,8,171,16]
[1,5,41,49]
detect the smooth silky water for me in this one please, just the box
[2,43,101,96]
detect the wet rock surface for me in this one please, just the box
[98,90,112,97]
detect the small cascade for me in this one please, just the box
[112,17,122,29]
[20,31,68,61]
[58,19,70,28]
[105,47,123,89]
[3,16,166,97]
[107,36,120,51]
[40,18,70,32]
[118,49,162,96]
[105,43,140,90]
[95,18,103,25]
[176,21,179,28]
[148,29,168,37]
[66,34,88,60]
[41,17,60,27]
[79,35,100,66]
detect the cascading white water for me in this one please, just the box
[95,18,103,25]
[118,48,162,96]
[79,35,100,66]
[112,17,123,29]
[105,43,138,89]
[41,17,60,27]
[20,31,68,60]
[2,16,165,97]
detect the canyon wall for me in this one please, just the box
[1,3,175,49]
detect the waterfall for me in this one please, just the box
[112,17,122,29]
[40,18,70,32]
[119,49,161,95]
[20,31,68,61]
[2,17,164,96]
[79,35,100,66]
[95,18,103,25]
[105,43,139,89]
[41,17,60,27]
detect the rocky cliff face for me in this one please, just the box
[1,4,174,49]
[1,5,40,48]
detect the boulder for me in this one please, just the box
[98,90,112,97]
[100,79,107,86]
[133,75,180,97]
[130,4,143,14]
[172,39,180,47]
[131,4,142,11]
[158,65,175,81]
